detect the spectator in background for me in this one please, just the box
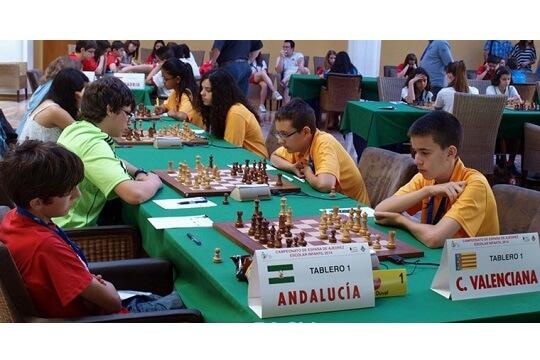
[483,40,513,63]
[249,53,283,113]
[94,40,110,75]
[327,51,358,76]
[476,54,501,80]
[316,50,336,76]
[401,67,433,104]
[106,41,125,72]
[146,40,165,64]
[121,40,140,67]
[146,46,174,98]
[275,40,310,103]
[434,60,479,113]
[508,41,536,71]
[173,43,200,80]
[420,40,453,99]
[397,53,418,78]
[68,40,97,72]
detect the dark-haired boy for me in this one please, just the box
[106,40,126,72]
[68,40,98,72]
[270,98,370,206]
[54,77,162,229]
[476,54,501,80]
[374,111,499,248]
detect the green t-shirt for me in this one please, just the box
[53,120,131,228]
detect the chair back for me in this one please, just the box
[492,184,540,234]
[139,48,152,62]
[26,69,43,93]
[192,50,205,66]
[524,122,540,174]
[377,76,404,101]
[303,55,310,69]
[320,73,362,113]
[0,242,40,322]
[452,93,506,175]
[358,147,417,207]
[513,84,537,104]
[383,65,397,77]
[313,56,325,73]
[466,70,477,80]
[467,79,490,94]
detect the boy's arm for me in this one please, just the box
[302,165,336,192]
[79,276,122,314]
[114,174,163,205]
[270,152,303,177]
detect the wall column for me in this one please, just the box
[348,40,381,77]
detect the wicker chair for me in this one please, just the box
[383,65,398,77]
[522,122,540,186]
[319,73,362,130]
[265,118,281,156]
[492,184,540,234]
[0,62,28,102]
[0,241,204,323]
[466,70,477,80]
[313,56,324,73]
[467,79,490,94]
[26,69,43,93]
[514,84,537,104]
[358,147,417,207]
[377,76,404,101]
[452,93,506,177]
[303,55,310,69]
[192,50,205,67]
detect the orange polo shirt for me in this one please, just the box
[224,104,268,159]
[395,158,499,238]
[163,90,205,129]
[273,130,370,206]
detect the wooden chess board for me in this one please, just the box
[155,168,301,197]
[214,215,424,260]
[134,114,161,121]
[115,132,209,146]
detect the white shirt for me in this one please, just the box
[486,85,520,98]
[434,86,479,113]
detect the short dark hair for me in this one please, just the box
[275,98,317,134]
[111,41,124,51]
[491,65,512,86]
[408,111,463,151]
[75,40,97,53]
[0,140,84,208]
[155,46,173,61]
[284,40,295,49]
[486,54,501,64]
[80,77,135,123]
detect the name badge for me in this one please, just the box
[431,233,540,300]
[248,243,375,318]
[114,73,145,89]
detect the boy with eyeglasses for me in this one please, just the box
[270,98,370,206]
[374,111,499,248]
[54,77,162,228]
[68,40,98,72]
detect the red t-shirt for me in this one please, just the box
[476,65,496,80]
[68,52,97,72]
[0,209,93,318]
[106,51,121,70]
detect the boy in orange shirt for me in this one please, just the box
[374,111,499,248]
[270,98,370,205]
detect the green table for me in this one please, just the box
[116,138,540,322]
[341,101,540,148]
[288,74,379,101]
[131,85,155,107]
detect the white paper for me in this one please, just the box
[148,215,213,229]
[227,163,277,171]
[117,290,153,300]
[153,197,217,210]
[193,129,205,134]
[319,207,375,217]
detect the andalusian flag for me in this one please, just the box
[267,264,295,284]
[455,252,477,270]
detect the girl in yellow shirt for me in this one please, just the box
[153,58,204,129]
[196,69,268,158]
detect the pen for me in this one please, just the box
[186,232,202,245]
[178,198,208,205]
[293,175,306,183]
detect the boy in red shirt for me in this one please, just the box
[106,41,126,72]
[68,40,98,72]
[476,54,501,80]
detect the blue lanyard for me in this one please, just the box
[426,196,447,225]
[16,207,88,266]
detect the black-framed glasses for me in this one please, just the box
[121,109,134,118]
[273,129,300,140]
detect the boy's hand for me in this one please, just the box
[374,211,403,226]
[292,161,305,178]
[428,181,466,202]
[138,172,164,189]
[93,274,107,285]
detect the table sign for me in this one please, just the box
[248,243,374,318]
[114,73,145,89]
[431,233,540,300]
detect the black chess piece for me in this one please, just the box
[235,211,244,228]
[223,193,229,205]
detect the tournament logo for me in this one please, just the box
[455,252,477,271]
[268,264,295,284]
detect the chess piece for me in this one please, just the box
[334,216,342,230]
[373,235,382,250]
[155,97,160,107]
[223,193,229,205]
[274,232,283,248]
[287,237,294,248]
[286,208,293,227]
[213,248,222,263]
[329,229,337,244]
[298,231,306,246]
[332,206,340,221]
[235,211,244,228]
[167,160,174,173]
[280,197,287,216]
[276,173,283,186]
[209,154,214,169]
[319,227,328,240]
[386,230,397,249]
[254,197,260,217]
[329,187,336,197]
[341,222,351,243]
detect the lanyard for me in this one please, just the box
[16,207,88,266]
[426,196,447,225]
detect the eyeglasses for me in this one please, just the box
[273,129,300,140]
[121,109,134,118]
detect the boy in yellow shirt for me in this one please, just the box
[270,98,370,205]
[374,111,499,248]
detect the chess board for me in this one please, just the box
[214,215,424,260]
[155,168,300,197]
[115,134,208,146]
[134,114,161,121]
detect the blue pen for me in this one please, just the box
[178,198,208,205]
[186,232,202,245]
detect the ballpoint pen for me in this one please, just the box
[186,232,202,245]
[178,198,208,205]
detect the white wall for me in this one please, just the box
[0,40,33,65]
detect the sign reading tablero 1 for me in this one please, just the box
[431,233,540,300]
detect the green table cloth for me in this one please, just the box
[288,74,379,102]
[131,85,155,107]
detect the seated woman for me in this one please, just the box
[196,69,268,158]
[401,67,433,104]
[397,53,418,78]
[486,66,522,102]
[18,68,88,144]
[249,52,283,113]
[325,51,359,78]
[146,40,165,64]
[120,40,140,68]
[434,60,479,113]
[316,50,336,76]
[508,40,536,72]
[153,58,203,128]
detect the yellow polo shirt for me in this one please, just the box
[273,130,370,206]
[395,158,499,238]
[224,103,268,158]
[163,90,205,130]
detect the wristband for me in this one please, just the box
[134,168,148,178]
